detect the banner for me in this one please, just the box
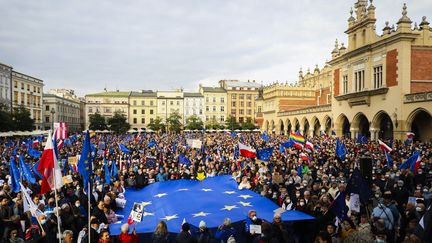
[130,202,145,222]
[192,139,202,149]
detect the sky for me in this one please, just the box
[0,0,431,96]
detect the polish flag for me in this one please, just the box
[32,140,40,148]
[299,152,309,161]
[413,154,422,174]
[378,140,392,152]
[305,141,314,151]
[293,141,304,150]
[54,122,68,140]
[406,132,415,139]
[37,132,64,195]
[238,142,257,158]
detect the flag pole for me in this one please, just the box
[52,131,62,243]
[88,182,91,243]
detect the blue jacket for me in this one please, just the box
[215,226,236,243]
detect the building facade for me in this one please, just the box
[43,89,82,132]
[262,0,432,142]
[157,90,184,123]
[219,80,261,124]
[85,91,130,129]
[199,85,227,127]
[129,90,157,130]
[12,71,44,130]
[183,92,204,125]
[0,62,12,110]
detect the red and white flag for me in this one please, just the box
[54,122,68,140]
[293,141,304,150]
[32,140,40,148]
[37,132,64,195]
[406,132,415,139]
[299,152,309,161]
[305,141,314,151]
[238,142,257,158]
[378,140,392,153]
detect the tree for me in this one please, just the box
[12,106,34,131]
[205,117,223,130]
[89,112,107,131]
[166,111,182,133]
[185,115,204,130]
[107,111,130,133]
[241,118,256,130]
[0,103,13,132]
[225,115,241,130]
[148,116,165,132]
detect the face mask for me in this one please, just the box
[252,216,257,221]
[416,207,423,212]
[299,202,305,206]
[75,203,80,207]
[41,219,47,224]
[375,239,385,243]
[296,193,300,197]
[286,200,291,204]
[321,189,326,193]
[375,194,380,198]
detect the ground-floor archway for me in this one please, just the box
[407,109,432,142]
[372,111,393,140]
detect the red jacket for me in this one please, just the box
[118,232,139,243]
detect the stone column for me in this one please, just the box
[350,128,358,140]
[370,128,378,141]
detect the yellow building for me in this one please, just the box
[85,90,130,129]
[199,84,227,126]
[157,90,184,123]
[219,80,261,124]
[262,0,432,142]
[11,71,44,130]
[129,91,157,130]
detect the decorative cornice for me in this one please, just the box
[404,91,432,103]
[277,104,331,117]
[335,87,388,101]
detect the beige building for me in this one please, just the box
[183,92,205,124]
[85,90,130,129]
[129,90,157,130]
[262,0,432,142]
[43,89,82,132]
[199,85,227,126]
[219,80,261,124]
[157,90,184,123]
[0,62,12,110]
[12,71,44,130]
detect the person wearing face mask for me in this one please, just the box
[282,197,294,211]
[391,180,409,212]
[243,210,262,242]
[72,199,86,233]
[92,201,108,224]
[25,215,47,242]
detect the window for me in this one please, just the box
[206,97,209,102]
[246,94,251,100]
[239,109,244,115]
[199,109,202,115]
[46,105,50,111]
[213,106,216,112]
[343,75,348,94]
[220,97,224,103]
[240,101,244,107]
[231,94,236,99]
[212,97,216,103]
[141,101,145,106]
[231,110,236,115]
[150,101,154,106]
[170,101,173,105]
[150,118,154,123]
[89,107,93,113]
[239,117,244,123]
[150,109,154,115]
[206,106,209,112]
[220,116,224,122]
[232,101,236,107]
[141,109,145,114]
[133,118,137,124]
[45,116,50,123]
[206,116,209,121]
[354,69,365,92]
[133,101,137,106]
[247,109,252,115]
[162,101,165,105]
[239,94,244,99]
[373,65,383,89]
[220,106,224,112]
[14,81,17,88]
[133,109,137,114]
[27,84,30,91]
[21,83,24,90]
[37,87,40,93]
[105,108,111,113]
[258,106,262,113]
[141,118,145,124]
[177,101,180,105]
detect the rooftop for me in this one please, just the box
[85,91,130,97]
[200,86,226,93]
[184,92,203,97]
[130,91,157,97]
[224,80,261,88]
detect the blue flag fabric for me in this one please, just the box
[19,155,36,184]
[148,140,157,148]
[230,132,237,138]
[280,139,294,154]
[111,160,118,179]
[399,151,420,171]
[53,133,60,159]
[78,131,93,194]
[32,161,42,179]
[64,138,72,147]
[28,147,42,158]
[346,169,372,203]
[330,191,348,221]
[119,144,132,154]
[173,143,177,154]
[357,135,368,144]
[234,146,240,159]
[331,130,336,136]
[179,154,191,166]
[297,165,303,178]
[336,138,347,161]
[104,157,111,185]
[9,158,20,193]
[109,175,313,235]
[262,132,269,142]
[385,151,394,167]
[257,147,274,162]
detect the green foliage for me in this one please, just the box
[107,111,130,133]
[241,119,256,130]
[166,110,182,133]
[205,117,224,130]
[0,103,13,132]
[225,115,241,130]
[185,115,204,130]
[89,112,107,131]
[148,116,165,132]
[12,106,34,131]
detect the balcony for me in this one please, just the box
[404,91,432,104]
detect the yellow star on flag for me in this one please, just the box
[238,194,253,199]
[161,214,178,221]
[201,188,213,192]
[141,201,152,207]
[192,211,211,217]
[221,205,238,211]
[154,193,168,198]
[238,201,252,207]
[223,191,236,194]
[143,212,154,217]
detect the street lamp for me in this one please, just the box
[50,107,56,132]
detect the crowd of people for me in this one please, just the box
[0,131,431,243]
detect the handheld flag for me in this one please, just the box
[179,154,191,166]
[336,138,347,161]
[32,161,43,179]
[385,151,393,167]
[238,142,257,158]
[111,160,118,179]
[399,151,420,171]
[104,157,111,185]
[9,157,20,193]
[37,132,64,195]
[262,131,269,142]
[77,130,93,194]
[346,168,371,203]
[329,191,348,221]
[257,147,274,162]
[119,144,132,154]
[378,140,392,153]
[406,132,415,139]
[19,155,36,184]
[305,141,314,151]
[290,132,305,143]
[20,183,43,218]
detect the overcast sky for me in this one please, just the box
[0,0,431,96]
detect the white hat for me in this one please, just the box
[199,220,206,228]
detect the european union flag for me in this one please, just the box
[9,158,20,193]
[385,151,393,167]
[357,135,368,144]
[5,140,14,147]
[336,138,347,161]
[280,139,294,155]
[111,160,118,179]
[179,154,191,166]
[297,165,303,178]
[148,140,157,148]
[173,143,177,154]
[109,175,314,235]
[329,191,348,221]
[262,131,269,142]
[28,147,41,158]
[257,147,274,162]
[32,161,42,179]
[64,138,72,147]
[19,155,36,184]
[78,130,93,193]
[346,169,371,203]
[53,133,60,158]
[399,151,420,171]
[230,132,237,138]
[104,157,111,185]
[146,156,157,168]
[234,146,240,159]
[119,144,132,154]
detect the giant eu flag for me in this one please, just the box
[78,130,93,193]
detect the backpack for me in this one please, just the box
[227,235,236,243]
